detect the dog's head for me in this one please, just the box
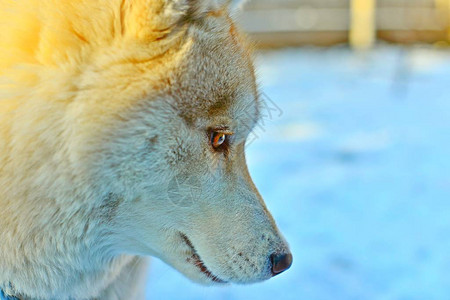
[65,0,292,284]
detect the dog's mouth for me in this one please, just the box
[180,233,227,284]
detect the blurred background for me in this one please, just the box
[147,1,450,299]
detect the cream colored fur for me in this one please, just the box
[0,0,290,299]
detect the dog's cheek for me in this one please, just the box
[162,128,207,172]
[164,137,194,167]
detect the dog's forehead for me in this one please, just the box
[207,91,260,134]
[171,85,260,140]
[167,21,259,137]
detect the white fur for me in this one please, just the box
[0,0,290,299]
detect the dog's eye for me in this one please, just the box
[211,132,227,149]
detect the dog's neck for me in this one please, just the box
[0,208,131,300]
[1,256,148,300]
[0,255,145,300]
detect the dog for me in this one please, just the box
[0,0,292,299]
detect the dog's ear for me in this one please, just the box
[122,0,188,40]
[122,0,250,41]
[123,0,235,40]
[184,0,250,19]
[188,0,230,16]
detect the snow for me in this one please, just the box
[146,46,450,300]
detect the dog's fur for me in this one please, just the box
[0,0,291,299]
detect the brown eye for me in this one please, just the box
[211,132,226,149]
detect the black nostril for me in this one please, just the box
[270,252,293,276]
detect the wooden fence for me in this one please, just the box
[236,0,450,48]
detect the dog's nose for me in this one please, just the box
[270,252,293,276]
